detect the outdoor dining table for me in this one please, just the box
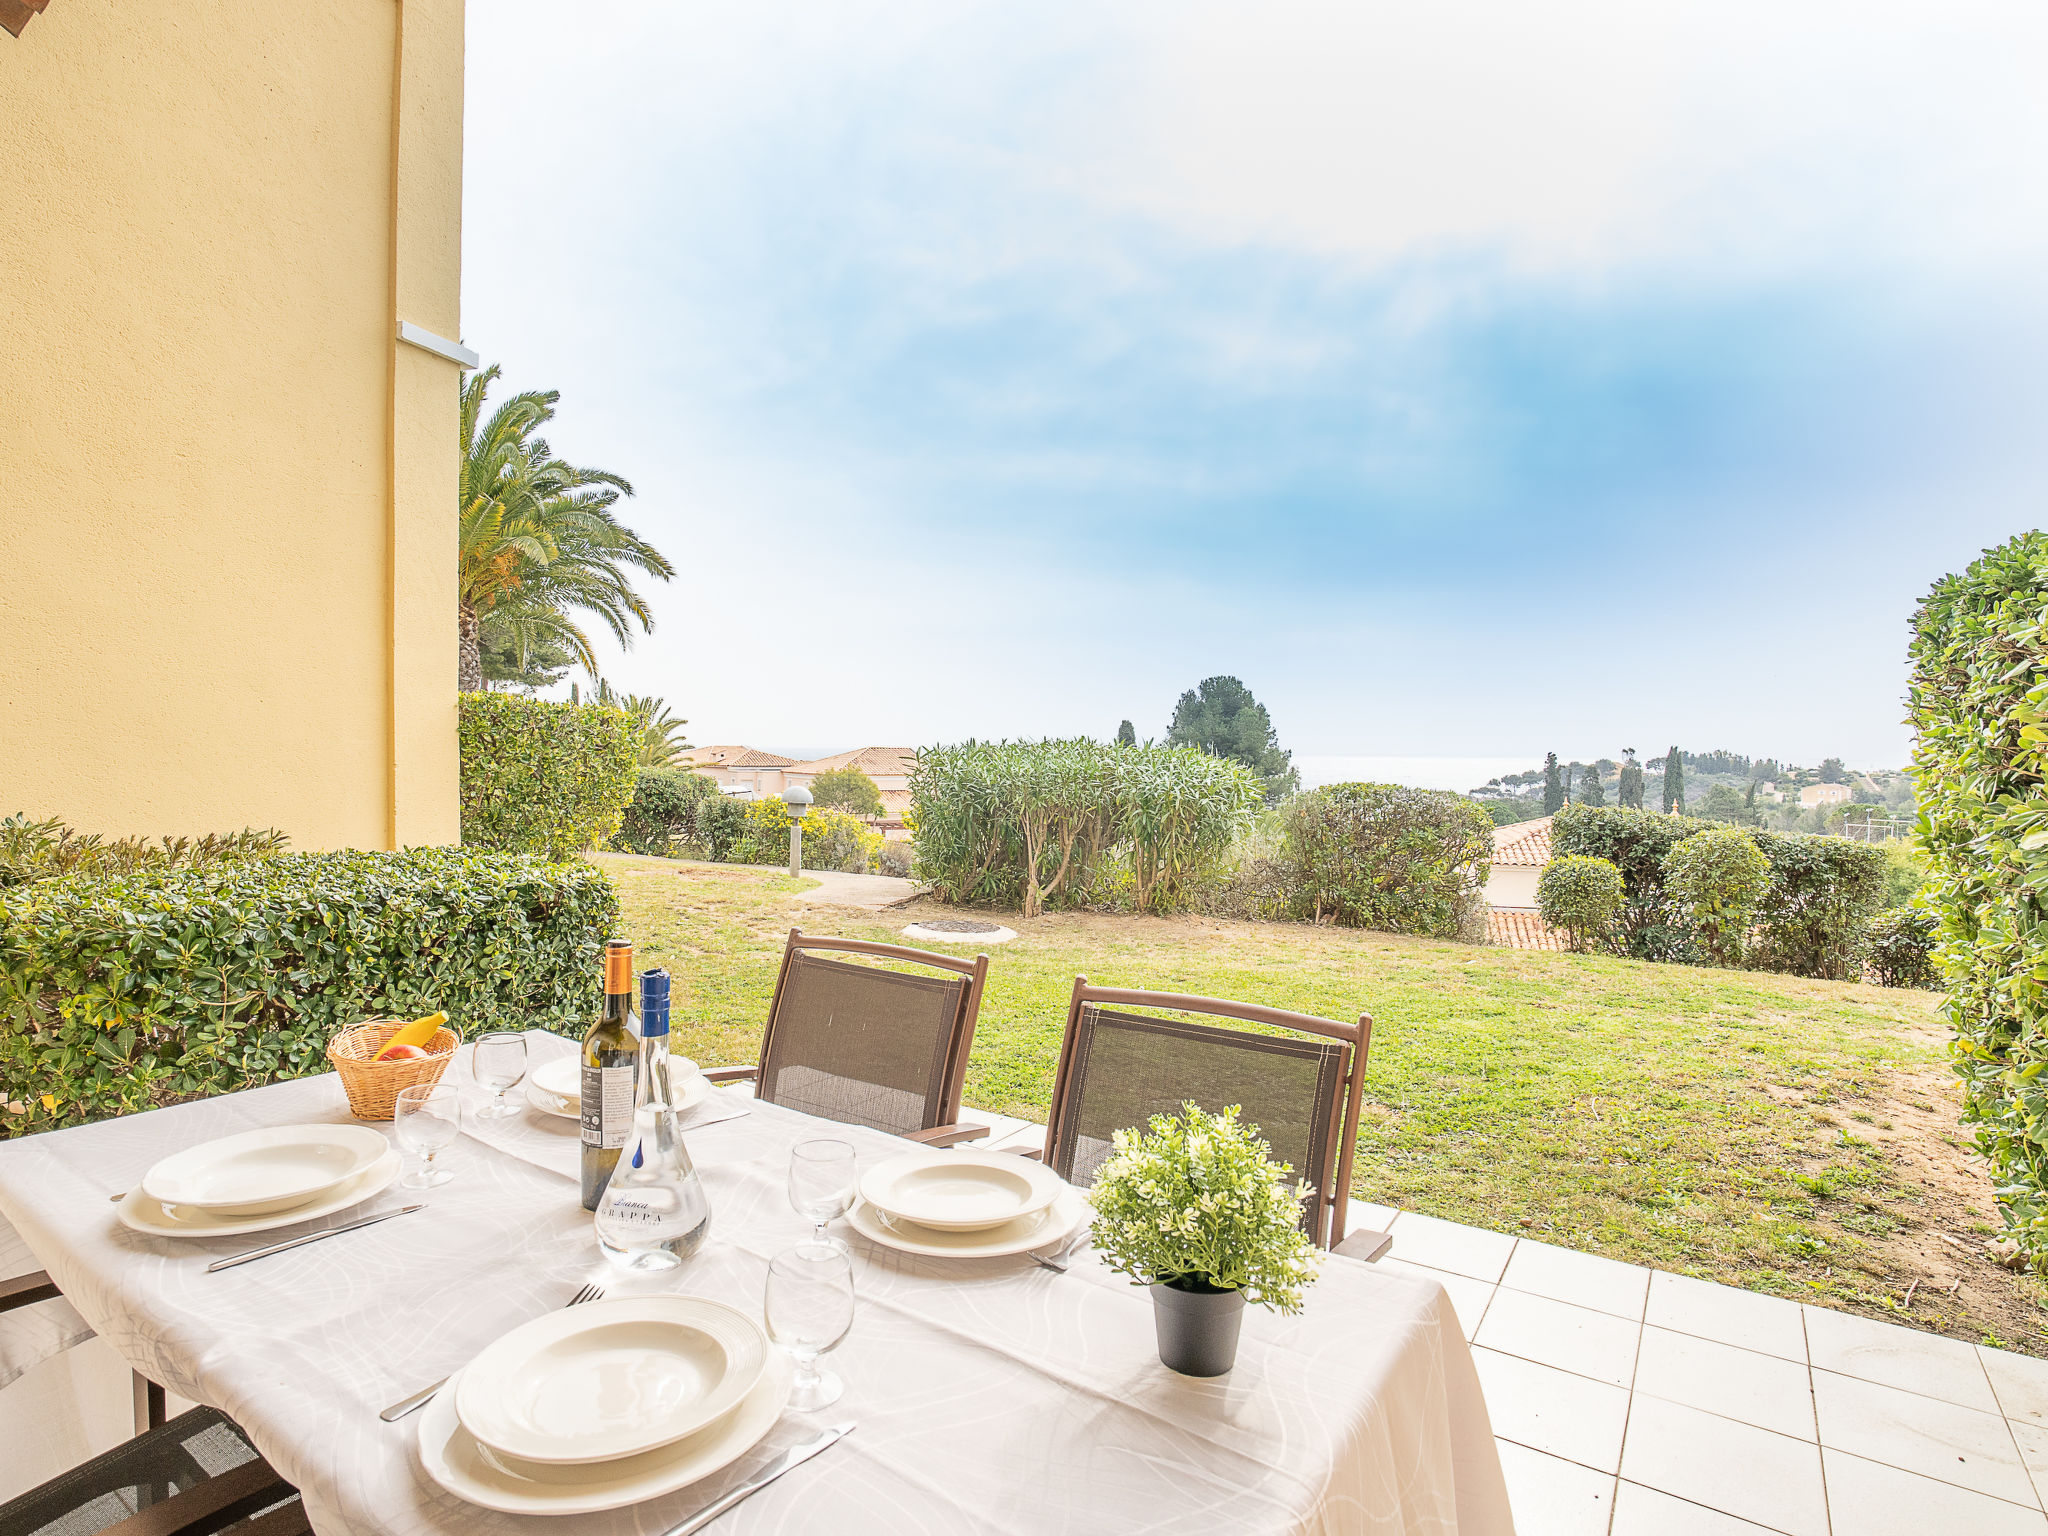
[0,1029,1513,1534]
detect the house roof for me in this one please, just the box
[1490,814,1553,867]
[788,746,917,778]
[1486,909,1569,951]
[681,745,797,769]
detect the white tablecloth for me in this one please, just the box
[0,1031,1512,1534]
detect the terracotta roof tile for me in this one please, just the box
[1490,815,1553,867]
[680,744,796,769]
[1486,909,1569,951]
[789,746,917,777]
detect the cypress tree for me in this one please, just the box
[1663,745,1686,814]
[1543,752,1564,815]
[1580,762,1607,806]
[1116,719,1136,747]
[1618,748,1644,809]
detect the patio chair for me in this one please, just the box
[0,1275,307,1535]
[704,929,993,1146]
[1039,979,1392,1261]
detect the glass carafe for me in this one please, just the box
[593,968,711,1271]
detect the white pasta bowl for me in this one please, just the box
[857,1149,1067,1232]
[141,1124,392,1217]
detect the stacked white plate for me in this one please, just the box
[850,1150,1084,1259]
[118,1124,400,1238]
[525,1055,711,1121]
[418,1295,792,1515]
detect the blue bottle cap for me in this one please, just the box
[639,968,670,1037]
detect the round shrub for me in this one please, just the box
[616,769,716,856]
[1663,827,1770,966]
[1866,908,1939,989]
[810,766,884,818]
[1282,783,1495,937]
[1537,855,1623,952]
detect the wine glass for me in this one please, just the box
[788,1139,856,1235]
[471,1031,527,1120]
[394,1083,461,1188]
[764,1240,855,1410]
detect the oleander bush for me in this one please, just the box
[911,741,1260,916]
[1663,827,1771,967]
[616,769,719,856]
[1282,783,1494,938]
[1906,532,2048,1258]
[1865,908,1939,990]
[458,691,640,859]
[0,848,616,1135]
[1537,855,1623,953]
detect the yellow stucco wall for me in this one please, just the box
[0,0,465,850]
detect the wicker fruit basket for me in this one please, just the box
[326,1020,459,1121]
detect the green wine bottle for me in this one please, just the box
[580,939,640,1210]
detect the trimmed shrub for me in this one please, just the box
[0,815,286,889]
[617,770,718,856]
[1283,783,1494,937]
[692,795,747,862]
[0,849,616,1135]
[1866,908,1939,990]
[1550,804,1701,959]
[911,741,1259,916]
[810,767,884,818]
[459,692,641,859]
[1663,828,1770,966]
[1537,856,1623,952]
[1906,532,2048,1257]
[1745,829,1885,981]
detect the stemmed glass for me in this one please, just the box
[471,1031,528,1120]
[764,1241,855,1410]
[394,1083,461,1188]
[788,1140,857,1237]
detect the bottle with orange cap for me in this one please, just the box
[580,938,641,1210]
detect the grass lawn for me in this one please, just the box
[603,854,2048,1354]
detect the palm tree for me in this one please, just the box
[458,366,674,691]
[595,680,692,768]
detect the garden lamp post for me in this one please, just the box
[783,784,813,877]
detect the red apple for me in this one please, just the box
[380,1043,429,1061]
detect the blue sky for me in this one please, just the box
[463,2,2048,778]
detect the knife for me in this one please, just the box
[205,1204,424,1273]
[658,1422,855,1536]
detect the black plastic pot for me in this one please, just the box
[1149,1281,1247,1376]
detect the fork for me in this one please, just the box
[377,1282,604,1422]
[1030,1227,1090,1274]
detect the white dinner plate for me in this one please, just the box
[849,1189,1088,1259]
[419,1351,794,1516]
[142,1123,392,1216]
[525,1059,709,1119]
[529,1057,582,1101]
[456,1295,769,1465]
[857,1149,1067,1231]
[116,1148,401,1239]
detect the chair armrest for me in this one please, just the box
[1332,1228,1393,1263]
[903,1123,993,1147]
[700,1066,758,1085]
[0,1268,61,1313]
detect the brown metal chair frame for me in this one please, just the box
[704,928,994,1146]
[1041,978,1391,1260]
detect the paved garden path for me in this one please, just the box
[790,868,920,909]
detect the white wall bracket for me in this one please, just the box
[396,320,479,370]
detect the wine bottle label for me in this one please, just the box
[581,1064,636,1150]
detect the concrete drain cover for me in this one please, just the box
[902,918,1017,945]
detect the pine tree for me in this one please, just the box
[1663,745,1685,814]
[1580,762,1607,806]
[1116,720,1136,747]
[1618,748,1644,809]
[1543,752,1564,815]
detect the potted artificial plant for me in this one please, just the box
[1090,1102,1320,1377]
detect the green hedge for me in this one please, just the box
[459,692,640,859]
[617,769,719,856]
[1537,855,1623,953]
[0,848,616,1135]
[1907,532,2048,1257]
[1282,782,1495,937]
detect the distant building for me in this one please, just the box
[677,744,919,835]
[1799,783,1851,807]
[1755,780,1780,800]
[677,745,798,798]
[1482,815,1553,911]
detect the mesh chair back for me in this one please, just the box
[1047,1005,1349,1240]
[758,950,971,1136]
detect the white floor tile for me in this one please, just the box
[1475,1287,1642,1389]
[1496,1439,1616,1536]
[1802,1305,1998,1411]
[1824,1447,2048,1536]
[1986,1346,2048,1429]
[1342,1201,1400,1236]
[1474,1345,1632,1474]
[1634,1325,1816,1442]
[1502,1238,1651,1320]
[1812,1368,2037,1507]
[1380,1256,1494,1340]
[1382,1211,1517,1283]
[1618,1394,1828,1536]
[1612,1481,1785,1535]
[1645,1271,1807,1363]
[2007,1419,2048,1506]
